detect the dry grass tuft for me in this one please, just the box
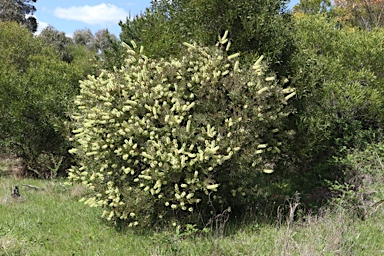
[0,236,21,254]
[71,184,90,198]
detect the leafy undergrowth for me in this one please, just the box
[1,168,384,255]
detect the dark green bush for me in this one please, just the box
[280,15,384,193]
[68,34,295,228]
[330,141,384,219]
[0,22,85,177]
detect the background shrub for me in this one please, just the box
[68,35,295,228]
[279,15,384,196]
[0,22,87,177]
[330,141,384,219]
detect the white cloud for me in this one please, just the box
[54,3,129,25]
[35,20,49,35]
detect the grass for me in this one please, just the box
[1,160,384,255]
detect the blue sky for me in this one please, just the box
[33,0,300,37]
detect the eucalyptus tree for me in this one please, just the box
[0,0,38,32]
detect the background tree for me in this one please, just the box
[94,29,127,71]
[72,28,119,55]
[38,25,74,62]
[97,36,127,71]
[73,28,97,51]
[293,0,332,14]
[0,22,90,177]
[334,0,384,29]
[0,0,38,32]
[71,28,122,71]
[119,0,295,77]
[38,25,98,77]
[94,29,118,52]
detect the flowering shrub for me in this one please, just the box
[68,33,295,228]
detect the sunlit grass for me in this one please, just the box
[1,163,384,255]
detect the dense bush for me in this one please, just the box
[119,0,295,76]
[280,14,384,193]
[68,34,295,228]
[331,141,384,219]
[0,22,85,177]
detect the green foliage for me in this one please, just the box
[119,0,295,76]
[281,15,384,191]
[119,11,178,58]
[38,25,74,63]
[340,142,384,179]
[330,141,384,219]
[99,37,127,71]
[0,22,85,177]
[293,0,332,14]
[70,28,121,72]
[94,29,125,71]
[66,43,100,78]
[68,34,295,228]
[94,29,118,52]
[73,29,95,47]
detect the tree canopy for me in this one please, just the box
[334,0,384,29]
[0,0,38,32]
[293,0,332,14]
[38,25,74,62]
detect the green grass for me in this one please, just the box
[1,169,384,255]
